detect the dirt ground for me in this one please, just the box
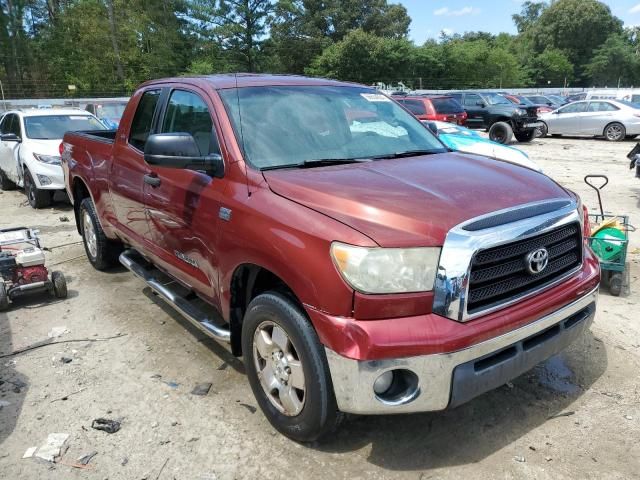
[0,135,639,480]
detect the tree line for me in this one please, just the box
[1,0,639,99]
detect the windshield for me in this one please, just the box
[97,104,126,118]
[431,97,464,114]
[484,93,512,105]
[219,85,446,169]
[24,115,106,140]
[617,100,640,109]
[514,95,534,106]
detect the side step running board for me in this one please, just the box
[119,250,231,343]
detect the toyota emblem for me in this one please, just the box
[525,247,549,275]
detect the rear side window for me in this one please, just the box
[401,99,427,115]
[559,102,587,114]
[129,90,161,151]
[587,102,618,112]
[160,90,219,155]
[431,97,464,114]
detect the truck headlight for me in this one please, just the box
[515,108,526,116]
[33,153,62,165]
[330,242,441,294]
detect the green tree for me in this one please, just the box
[584,33,639,86]
[512,1,546,34]
[529,48,574,86]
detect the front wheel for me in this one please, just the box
[604,122,625,142]
[79,197,122,270]
[24,169,51,209]
[0,283,9,311]
[488,121,513,144]
[536,122,548,138]
[242,292,341,442]
[514,129,536,143]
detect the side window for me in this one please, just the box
[559,102,587,114]
[464,94,481,106]
[10,115,22,137]
[1,114,20,137]
[449,93,462,103]
[402,99,427,115]
[160,90,219,156]
[129,90,161,151]
[0,114,10,134]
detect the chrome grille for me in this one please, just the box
[467,223,582,313]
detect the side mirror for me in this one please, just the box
[553,110,560,115]
[476,101,485,107]
[0,133,21,142]
[144,133,223,178]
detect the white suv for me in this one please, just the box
[0,109,106,208]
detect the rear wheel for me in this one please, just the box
[514,129,536,143]
[604,122,625,142]
[242,292,341,442]
[51,271,68,299]
[79,197,122,270]
[24,169,51,209]
[488,121,513,144]
[0,169,16,191]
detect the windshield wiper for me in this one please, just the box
[261,158,371,171]
[369,149,444,160]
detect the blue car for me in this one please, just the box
[424,121,542,172]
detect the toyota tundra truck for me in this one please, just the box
[62,75,600,442]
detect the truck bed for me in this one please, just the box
[66,129,117,144]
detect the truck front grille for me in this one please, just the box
[467,223,582,314]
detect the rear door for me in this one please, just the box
[109,88,162,244]
[580,101,619,135]
[143,87,226,302]
[462,93,485,128]
[0,114,23,184]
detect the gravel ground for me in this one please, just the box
[0,135,639,480]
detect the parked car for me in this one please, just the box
[448,91,541,143]
[395,95,467,125]
[565,92,587,103]
[503,94,554,115]
[62,75,600,442]
[424,120,541,171]
[539,99,640,141]
[0,109,106,208]
[85,101,128,129]
[524,95,563,109]
[546,94,569,106]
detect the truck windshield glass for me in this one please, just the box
[219,86,446,169]
[24,115,106,140]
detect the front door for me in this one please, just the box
[109,88,162,245]
[548,102,587,135]
[144,87,226,303]
[462,93,486,128]
[0,114,23,185]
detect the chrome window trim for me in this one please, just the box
[433,198,582,322]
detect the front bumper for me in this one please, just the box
[28,161,65,190]
[325,286,597,414]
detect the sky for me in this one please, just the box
[400,0,640,44]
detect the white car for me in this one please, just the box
[0,109,106,208]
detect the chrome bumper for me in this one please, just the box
[325,287,598,414]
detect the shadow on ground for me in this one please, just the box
[314,331,607,471]
[0,310,29,447]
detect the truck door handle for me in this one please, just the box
[144,173,161,187]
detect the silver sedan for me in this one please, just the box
[539,99,640,141]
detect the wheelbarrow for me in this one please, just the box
[583,175,634,296]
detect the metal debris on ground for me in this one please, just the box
[91,418,121,434]
[548,410,575,419]
[191,382,212,396]
[513,455,526,463]
[59,216,70,222]
[163,380,179,389]
[60,356,72,364]
[34,433,70,462]
[77,451,98,465]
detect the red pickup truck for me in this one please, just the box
[62,75,600,442]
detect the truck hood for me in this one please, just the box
[262,152,570,247]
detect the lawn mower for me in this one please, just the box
[0,227,67,311]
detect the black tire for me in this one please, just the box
[0,168,16,191]
[79,197,122,270]
[603,122,625,142]
[609,273,623,296]
[536,122,548,138]
[51,271,68,299]
[0,283,9,311]
[24,169,51,209]
[242,292,342,442]
[514,129,536,143]
[488,121,513,144]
